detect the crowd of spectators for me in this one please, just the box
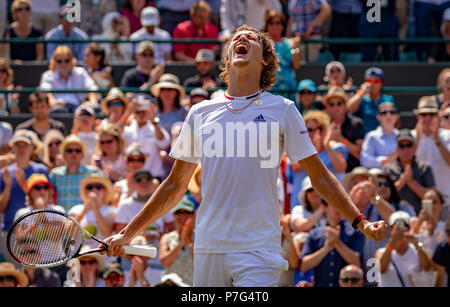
[0,0,449,288]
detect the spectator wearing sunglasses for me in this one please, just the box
[339,264,364,287]
[64,247,105,287]
[160,197,195,286]
[383,129,435,214]
[99,87,134,130]
[16,92,67,141]
[361,102,400,170]
[69,174,116,250]
[347,67,397,133]
[50,134,102,211]
[123,96,171,180]
[92,124,128,183]
[413,97,450,208]
[103,262,125,288]
[323,86,365,172]
[296,79,322,116]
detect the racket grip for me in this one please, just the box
[123,245,157,258]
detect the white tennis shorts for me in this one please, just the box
[193,249,288,287]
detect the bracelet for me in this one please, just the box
[356,90,365,98]
[385,244,394,252]
[342,138,349,145]
[291,48,301,55]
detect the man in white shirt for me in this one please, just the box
[413,96,450,206]
[122,96,171,180]
[130,7,173,65]
[103,25,387,287]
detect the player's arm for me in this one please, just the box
[298,154,388,241]
[103,159,197,257]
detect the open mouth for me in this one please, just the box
[235,44,248,55]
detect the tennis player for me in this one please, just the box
[103,25,388,286]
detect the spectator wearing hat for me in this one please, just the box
[338,264,364,287]
[103,262,125,287]
[359,0,399,62]
[72,105,97,165]
[151,73,189,134]
[112,144,149,204]
[0,262,28,287]
[16,92,67,141]
[432,217,450,287]
[318,61,353,95]
[160,197,195,286]
[376,211,433,287]
[173,1,219,62]
[0,129,48,263]
[45,5,89,62]
[323,86,365,172]
[41,129,65,171]
[383,129,436,214]
[92,124,128,183]
[99,87,133,130]
[119,0,150,35]
[68,174,116,248]
[348,67,397,134]
[188,88,209,109]
[123,96,171,180]
[14,173,64,221]
[49,134,102,211]
[413,96,450,206]
[297,79,322,115]
[183,49,225,90]
[130,6,173,65]
[64,247,105,287]
[361,102,400,170]
[120,41,165,94]
[40,46,99,113]
[299,199,364,287]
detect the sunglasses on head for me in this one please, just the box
[65,148,82,154]
[379,110,397,116]
[86,184,104,191]
[107,100,124,108]
[100,139,115,145]
[56,58,71,64]
[398,142,414,149]
[0,276,16,282]
[135,176,152,183]
[33,184,50,191]
[340,277,361,284]
[80,259,97,265]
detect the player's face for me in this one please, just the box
[227,30,266,71]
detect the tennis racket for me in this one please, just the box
[7,209,157,268]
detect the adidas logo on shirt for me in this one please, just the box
[253,115,266,122]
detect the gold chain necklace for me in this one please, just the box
[224,90,263,114]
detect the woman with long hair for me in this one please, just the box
[120,0,149,35]
[42,129,65,170]
[84,43,114,89]
[0,58,20,114]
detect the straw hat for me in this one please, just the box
[187,166,201,194]
[413,96,439,115]
[342,166,376,192]
[0,262,29,287]
[101,87,128,115]
[60,134,87,155]
[150,73,185,99]
[323,86,349,105]
[78,246,105,275]
[80,174,114,205]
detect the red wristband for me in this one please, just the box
[385,244,394,252]
[352,214,366,230]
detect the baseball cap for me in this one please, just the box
[125,143,147,157]
[414,96,439,114]
[388,210,411,227]
[102,262,124,279]
[195,49,215,63]
[10,129,34,146]
[26,173,53,195]
[297,79,317,93]
[137,41,155,55]
[75,105,95,117]
[365,67,384,81]
[141,6,160,27]
[172,197,195,213]
[190,87,209,98]
[397,129,415,143]
[133,169,153,181]
[135,95,151,111]
[325,61,346,76]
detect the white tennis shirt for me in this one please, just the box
[170,91,317,253]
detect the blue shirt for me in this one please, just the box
[300,219,364,287]
[45,25,89,61]
[360,126,398,169]
[288,143,348,210]
[355,94,396,133]
[0,163,49,231]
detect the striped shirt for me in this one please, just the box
[288,0,326,35]
[50,164,102,211]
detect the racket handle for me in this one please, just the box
[123,245,157,258]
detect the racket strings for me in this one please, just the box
[10,212,84,266]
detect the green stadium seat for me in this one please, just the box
[400,51,418,62]
[316,51,335,62]
[339,52,362,62]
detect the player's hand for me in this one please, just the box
[101,232,131,257]
[359,219,388,241]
